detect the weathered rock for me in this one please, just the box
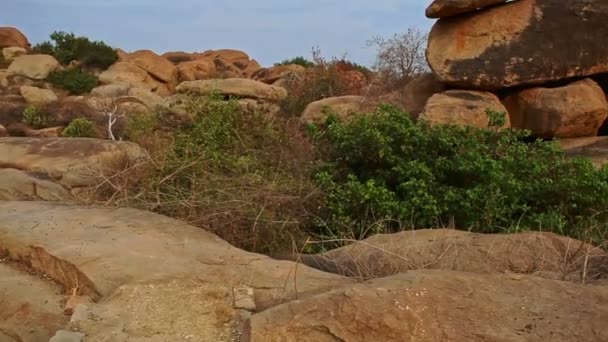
[0,263,68,342]
[127,87,164,108]
[289,229,607,282]
[0,69,7,87]
[7,54,59,80]
[19,85,58,105]
[122,49,176,84]
[201,49,250,65]
[419,90,510,128]
[378,73,446,118]
[247,270,608,342]
[49,330,85,342]
[176,78,288,102]
[98,61,160,92]
[301,95,368,124]
[561,136,608,168]
[426,0,508,18]
[2,46,27,62]
[0,124,7,137]
[26,126,64,138]
[90,83,132,98]
[252,64,306,84]
[0,168,73,201]
[426,0,608,89]
[0,27,30,49]
[176,57,216,81]
[504,78,608,138]
[161,51,200,64]
[0,137,148,198]
[0,201,351,340]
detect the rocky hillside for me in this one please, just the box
[1,0,608,340]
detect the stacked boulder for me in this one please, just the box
[422,0,608,138]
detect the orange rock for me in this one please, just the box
[0,27,30,48]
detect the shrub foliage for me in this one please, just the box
[22,105,51,129]
[33,31,118,69]
[311,106,608,246]
[47,68,98,95]
[62,118,97,138]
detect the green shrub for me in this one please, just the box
[108,94,318,253]
[274,56,315,68]
[33,31,118,69]
[62,118,96,138]
[22,105,51,129]
[311,106,608,247]
[47,68,98,95]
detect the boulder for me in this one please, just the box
[122,49,176,84]
[560,136,608,168]
[419,90,510,128]
[504,78,608,138]
[252,64,306,84]
[7,54,59,80]
[19,85,59,105]
[90,83,132,98]
[0,27,30,48]
[176,78,288,102]
[162,51,200,64]
[2,46,27,62]
[378,73,445,118]
[127,87,164,108]
[301,95,368,124]
[0,124,6,137]
[426,0,608,89]
[176,57,216,81]
[247,270,608,342]
[98,61,160,92]
[0,137,148,199]
[0,201,351,339]
[426,0,508,18]
[201,49,250,65]
[288,229,607,282]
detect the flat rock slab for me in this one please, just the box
[0,262,68,342]
[561,136,608,168]
[0,201,350,309]
[247,270,608,342]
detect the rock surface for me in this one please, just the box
[504,78,608,138]
[0,27,30,49]
[252,64,306,84]
[379,73,445,118]
[291,229,608,282]
[7,54,59,80]
[426,0,508,18]
[0,262,68,342]
[98,61,160,92]
[121,49,177,84]
[426,0,608,89]
[19,85,59,105]
[2,47,27,62]
[247,270,608,342]
[561,136,608,168]
[419,90,510,128]
[176,78,288,102]
[301,95,368,124]
[176,58,216,81]
[0,137,148,200]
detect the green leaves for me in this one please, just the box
[33,31,118,70]
[313,105,608,245]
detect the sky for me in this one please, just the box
[3,0,433,67]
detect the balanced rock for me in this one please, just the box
[426,0,509,18]
[419,90,510,128]
[426,0,608,89]
[7,54,59,80]
[0,27,30,48]
[504,78,608,138]
[176,78,287,102]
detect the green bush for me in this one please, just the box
[47,68,98,95]
[33,31,118,69]
[311,105,608,247]
[275,56,315,68]
[62,118,96,138]
[22,105,51,129]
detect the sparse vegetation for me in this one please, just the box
[47,68,98,95]
[22,105,51,129]
[274,56,315,68]
[33,31,118,69]
[62,118,96,138]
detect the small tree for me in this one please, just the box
[367,27,429,90]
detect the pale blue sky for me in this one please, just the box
[3,0,433,67]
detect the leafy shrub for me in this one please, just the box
[22,105,51,129]
[311,106,608,247]
[103,94,319,253]
[47,68,98,95]
[62,118,96,138]
[279,48,369,117]
[33,31,118,69]
[274,56,315,68]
